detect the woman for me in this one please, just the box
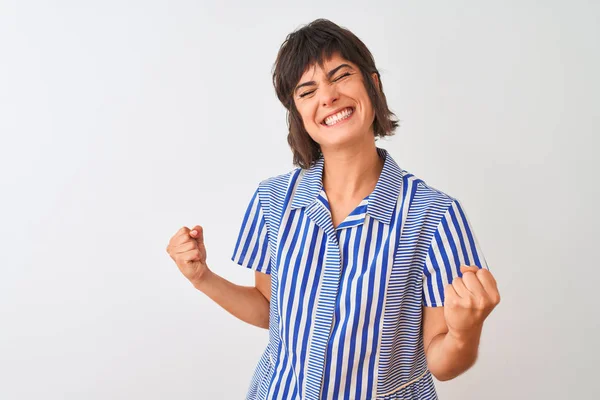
[166,19,500,400]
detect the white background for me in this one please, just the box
[1,1,598,399]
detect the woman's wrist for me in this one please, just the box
[191,266,213,291]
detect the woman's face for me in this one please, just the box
[293,53,379,151]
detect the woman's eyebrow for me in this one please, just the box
[294,64,353,95]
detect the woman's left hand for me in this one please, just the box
[443,266,501,338]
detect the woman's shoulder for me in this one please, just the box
[257,166,303,194]
[402,167,459,206]
[253,167,303,222]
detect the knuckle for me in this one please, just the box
[493,294,501,305]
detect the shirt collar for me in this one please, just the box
[290,147,403,225]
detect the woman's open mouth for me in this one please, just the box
[320,107,355,127]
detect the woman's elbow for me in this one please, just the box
[429,359,477,382]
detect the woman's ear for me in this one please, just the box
[371,72,380,92]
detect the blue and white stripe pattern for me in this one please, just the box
[231,148,489,400]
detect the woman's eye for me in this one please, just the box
[334,72,351,81]
[298,74,350,98]
[300,90,316,98]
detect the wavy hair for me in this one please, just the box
[272,19,399,168]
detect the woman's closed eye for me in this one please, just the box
[299,73,352,98]
[334,72,351,81]
[299,90,316,98]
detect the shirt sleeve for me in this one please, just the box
[231,187,272,274]
[422,199,489,307]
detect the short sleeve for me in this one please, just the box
[422,199,489,307]
[231,187,272,274]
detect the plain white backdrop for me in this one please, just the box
[1,1,598,399]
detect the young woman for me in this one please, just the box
[167,19,500,400]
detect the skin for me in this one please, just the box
[166,226,270,329]
[166,51,500,382]
[422,265,501,381]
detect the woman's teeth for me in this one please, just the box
[323,107,354,126]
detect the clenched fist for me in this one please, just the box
[166,225,210,286]
[444,265,501,338]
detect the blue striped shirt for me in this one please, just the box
[231,148,489,400]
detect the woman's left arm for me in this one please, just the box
[422,265,501,381]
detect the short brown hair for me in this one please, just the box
[272,19,399,169]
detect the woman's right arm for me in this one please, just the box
[193,270,270,329]
[167,225,270,329]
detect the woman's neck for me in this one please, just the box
[321,141,384,201]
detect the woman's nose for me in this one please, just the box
[320,84,339,107]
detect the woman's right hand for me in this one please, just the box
[166,225,210,286]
